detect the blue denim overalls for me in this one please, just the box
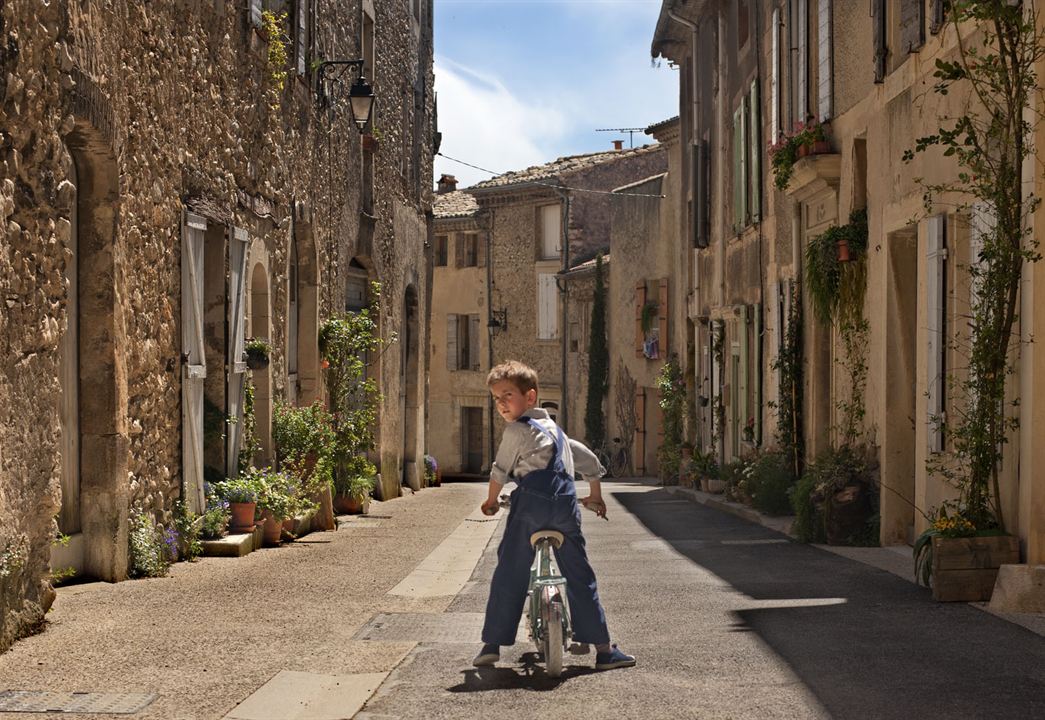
[481,418,611,646]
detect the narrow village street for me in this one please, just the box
[3,480,1044,720]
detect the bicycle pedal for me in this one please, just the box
[568,642,591,655]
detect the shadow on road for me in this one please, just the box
[448,655,599,693]
[612,488,1045,720]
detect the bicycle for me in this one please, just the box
[494,492,601,678]
[595,438,630,478]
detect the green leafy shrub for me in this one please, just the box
[214,471,263,504]
[128,510,174,578]
[172,500,203,561]
[791,445,879,545]
[200,501,230,540]
[656,356,685,484]
[274,400,336,498]
[748,451,795,516]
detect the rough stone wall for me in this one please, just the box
[566,148,667,263]
[0,0,433,651]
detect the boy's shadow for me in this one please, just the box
[448,652,597,692]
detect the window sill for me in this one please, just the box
[784,153,841,203]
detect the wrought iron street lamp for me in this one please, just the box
[316,59,375,131]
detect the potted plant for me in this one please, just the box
[424,455,440,487]
[691,450,723,494]
[200,499,231,540]
[914,508,1019,602]
[791,445,879,546]
[334,474,376,515]
[244,337,272,370]
[769,120,833,190]
[255,468,297,546]
[274,400,336,530]
[214,472,263,533]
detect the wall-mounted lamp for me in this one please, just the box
[316,60,375,132]
[488,308,508,335]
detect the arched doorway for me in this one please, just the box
[59,122,129,581]
[401,286,420,490]
[250,262,273,464]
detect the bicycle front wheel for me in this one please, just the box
[543,597,564,678]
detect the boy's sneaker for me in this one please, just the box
[472,643,500,667]
[595,644,636,670]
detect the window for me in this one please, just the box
[538,204,561,260]
[873,0,889,83]
[900,0,925,55]
[446,313,480,371]
[296,0,310,77]
[733,81,761,232]
[537,273,559,340]
[929,0,948,35]
[346,265,369,313]
[456,232,483,268]
[771,7,781,142]
[817,0,833,121]
[926,214,947,452]
[434,234,448,266]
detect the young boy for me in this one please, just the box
[474,359,635,671]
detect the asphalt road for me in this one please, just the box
[358,480,1045,720]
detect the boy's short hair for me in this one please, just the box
[487,360,539,395]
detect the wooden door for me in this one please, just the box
[226,226,249,479]
[182,212,208,513]
[463,407,483,473]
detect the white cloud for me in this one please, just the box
[434,57,569,188]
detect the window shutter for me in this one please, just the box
[740,306,749,442]
[447,314,458,371]
[635,282,647,357]
[695,141,709,247]
[929,0,947,34]
[249,0,262,27]
[771,8,780,142]
[469,315,481,370]
[733,106,744,232]
[477,233,487,267]
[658,278,669,356]
[901,0,925,54]
[969,202,991,310]
[754,302,763,446]
[926,215,946,452]
[798,0,808,121]
[538,274,558,340]
[817,0,833,121]
[711,320,722,446]
[748,79,761,223]
[873,0,888,83]
[635,387,646,474]
[454,232,465,268]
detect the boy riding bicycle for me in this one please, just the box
[473,360,635,671]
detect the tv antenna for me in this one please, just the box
[596,127,646,149]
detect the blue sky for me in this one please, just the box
[433,0,679,188]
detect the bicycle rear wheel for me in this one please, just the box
[543,596,565,678]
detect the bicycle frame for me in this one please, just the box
[527,538,570,648]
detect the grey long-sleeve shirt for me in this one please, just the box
[490,408,606,486]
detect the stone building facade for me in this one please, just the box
[601,117,685,478]
[427,148,666,476]
[650,0,1045,575]
[0,0,434,652]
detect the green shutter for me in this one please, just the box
[733,106,743,232]
[749,79,761,223]
[740,305,749,440]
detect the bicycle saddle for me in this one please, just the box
[529,530,564,549]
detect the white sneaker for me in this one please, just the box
[472,643,500,667]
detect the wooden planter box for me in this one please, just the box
[932,535,1020,602]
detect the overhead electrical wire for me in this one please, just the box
[434,150,664,197]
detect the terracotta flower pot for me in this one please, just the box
[837,237,851,263]
[334,494,368,515]
[229,501,257,533]
[811,140,833,155]
[262,512,283,546]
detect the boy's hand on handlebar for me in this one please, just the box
[481,498,500,516]
[581,496,608,520]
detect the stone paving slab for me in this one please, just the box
[222,671,387,720]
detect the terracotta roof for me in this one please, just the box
[433,190,479,219]
[467,145,662,192]
[645,116,680,135]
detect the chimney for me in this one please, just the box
[612,140,624,151]
[437,174,458,194]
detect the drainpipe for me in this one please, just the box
[558,188,571,432]
[667,7,699,146]
[483,209,496,471]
